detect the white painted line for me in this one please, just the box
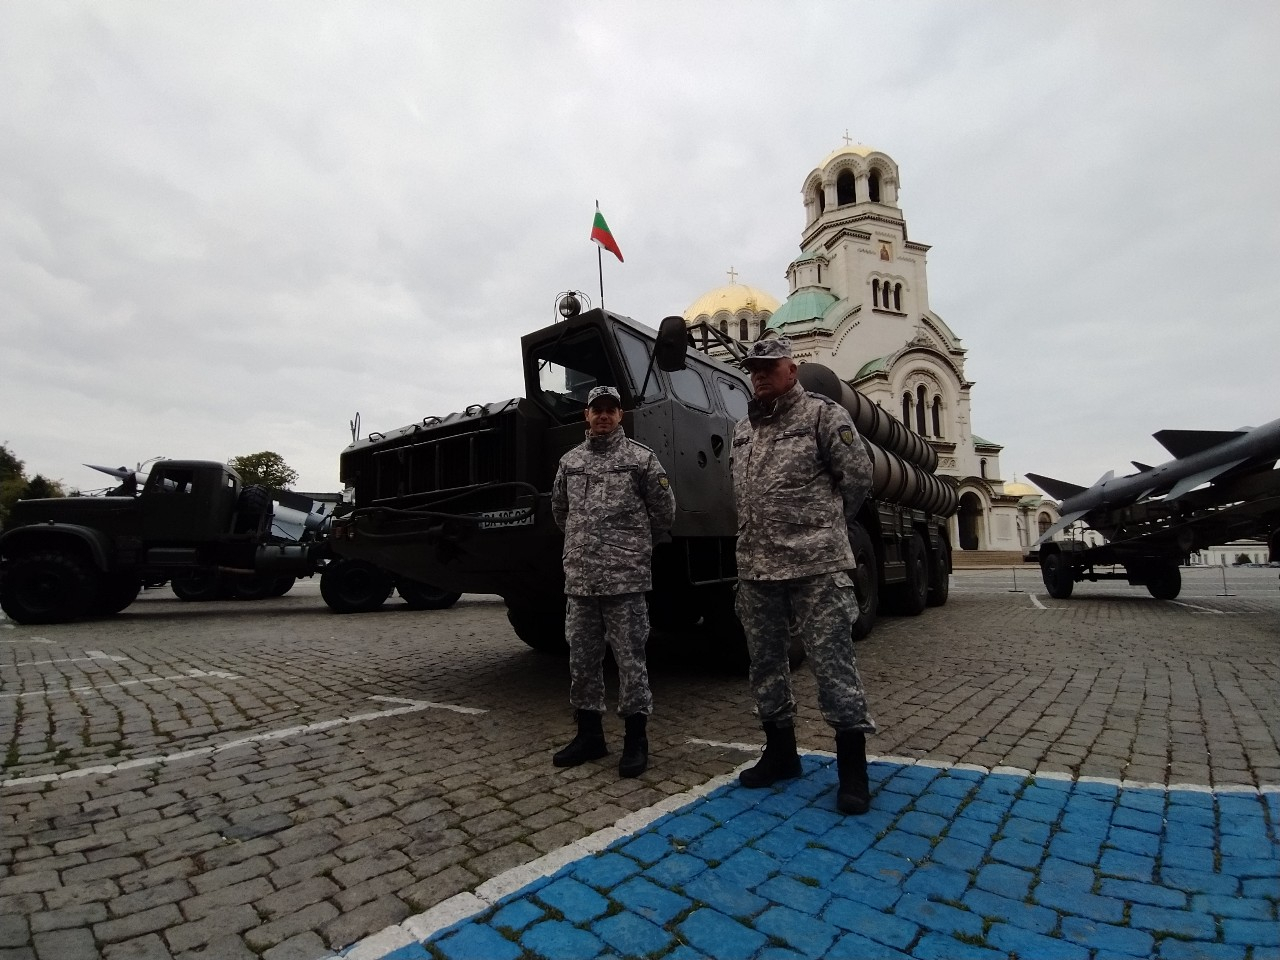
[0,637,55,644]
[687,737,759,752]
[0,669,243,700]
[1,695,487,788]
[1170,600,1224,614]
[1029,593,1046,610]
[9,652,130,668]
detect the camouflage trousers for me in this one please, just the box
[736,572,876,733]
[565,593,653,717]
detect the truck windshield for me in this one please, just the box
[529,328,617,421]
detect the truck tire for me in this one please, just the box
[0,550,99,624]
[1041,551,1074,599]
[885,532,929,617]
[926,539,951,607]
[235,485,272,534]
[95,573,141,615]
[397,578,462,610]
[1145,563,1181,600]
[171,573,221,601]
[227,575,273,600]
[267,576,296,597]
[320,559,393,614]
[506,601,568,653]
[848,523,879,641]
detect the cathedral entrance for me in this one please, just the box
[957,492,984,551]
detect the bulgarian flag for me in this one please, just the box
[591,208,624,262]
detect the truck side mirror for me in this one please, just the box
[655,315,688,371]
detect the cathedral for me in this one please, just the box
[683,142,1059,553]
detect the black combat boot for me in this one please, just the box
[553,710,608,768]
[619,713,648,778]
[739,720,803,788]
[835,730,871,815]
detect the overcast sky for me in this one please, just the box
[3,2,1277,499]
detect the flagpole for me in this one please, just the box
[596,200,605,312]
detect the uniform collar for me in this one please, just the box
[585,424,627,452]
[747,381,804,424]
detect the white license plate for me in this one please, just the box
[477,508,535,530]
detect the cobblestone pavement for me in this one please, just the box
[1,567,1277,959]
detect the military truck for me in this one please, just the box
[0,459,459,624]
[324,298,957,653]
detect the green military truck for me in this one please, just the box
[0,459,457,624]
[323,296,958,653]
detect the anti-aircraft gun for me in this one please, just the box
[323,295,958,654]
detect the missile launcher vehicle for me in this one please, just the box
[324,297,958,653]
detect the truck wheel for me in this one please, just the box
[96,573,141,615]
[885,532,929,617]
[848,523,879,641]
[267,576,296,597]
[320,559,393,614]
[171,573,221,601]
[1145,563,1181,600]
[234,485,272,534]
[506,601,568,653]
[227,575,273,600]
[397,578,462,610]
[1041,551,1074,599]
[0,551,99,624]
[926,539,951,608]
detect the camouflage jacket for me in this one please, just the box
[552,426,676,596]
[732,382,872,581]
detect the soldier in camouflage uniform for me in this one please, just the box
[550,384,676,777]
[731,338,878,814]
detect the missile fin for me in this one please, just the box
[1131,461,1154,472]
[1153,429,1246,459]
[1162,458,1248,502]
[1033,509,1089,546]
[1024,473,1087,502]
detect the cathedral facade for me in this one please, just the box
[684,143,1058,552]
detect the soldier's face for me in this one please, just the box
[747,359,797,403]
[585,401,622,435]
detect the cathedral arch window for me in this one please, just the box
[980,458,988,479]
[872,279,880,308]
[836,170,856,206]
[817,190,826,215]
[719,318,728,336]
[932,396,942,437]
[916,385,928,434]
[739,317,749,341]
[1038,512,1052,536]
[901,392,912,427]
[868,169,882,203]
[893,283,902,311]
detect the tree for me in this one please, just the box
[1,443,65,527]
[229,451,298,489]
[1234,553,1252,566]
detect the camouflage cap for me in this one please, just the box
[742,337,794,367]
[586,385,622,407]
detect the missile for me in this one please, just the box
[1028,415,1280,545]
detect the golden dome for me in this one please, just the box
[1004,480,1040,498]
[683,284,782,323]
[819,142,879,167]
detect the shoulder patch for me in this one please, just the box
[657,475,670,489]
[838,425,856,447]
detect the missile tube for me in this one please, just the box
[796,362,958,516]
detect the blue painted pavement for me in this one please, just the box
[341,756,1280,960]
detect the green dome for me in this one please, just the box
[767,289,838,331]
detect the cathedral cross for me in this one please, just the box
[726,265,738,284]
[843,129,853,145]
